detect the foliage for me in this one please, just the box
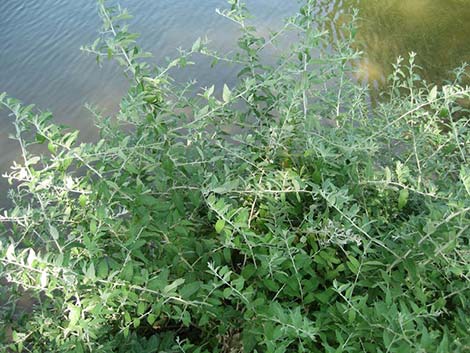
[1,0,470,352]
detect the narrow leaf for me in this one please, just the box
[223,84,232,103]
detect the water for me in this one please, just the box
[1,0,470,206]
[342,0,470,84]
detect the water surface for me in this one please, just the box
[1,0,470,206]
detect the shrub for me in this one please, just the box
[1,0,470,352]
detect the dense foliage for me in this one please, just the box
[1,1,470,352]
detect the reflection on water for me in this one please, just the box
[1,0,470,205]
[340,0,470,84]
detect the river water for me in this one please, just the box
[1,0,470,206]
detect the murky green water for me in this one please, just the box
[1,0,470,205]
[340,0,470,84]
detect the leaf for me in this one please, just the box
[241,264,256,280]
[242,328,258,352]
[346,256,360,274]
[222,84,232,103]
[163,278,185,294]
[398,188,409,210]
[27,249,36,266]
[181,311,191,326]
[148,270,169,291]
[215,219,225,234]
[63,131,79,149]
[97,259,109,278]
[47,142,57,154]
[212,179,239,194]
[27,156,41,166]
[124,311,131,323]
[428,85,438,101]
[460,166,470,196]
[121,262,134,281]
[133,318,141,328]
[6,244,15,260]
[172,192,185,215]
[192,37,201,52]
[223,287,232,298]
[137,302,146,315]
[206,85,215,98]
[139,194,158,206]
[40,271,48,288]
[147,314,156,325]
[68,305,81,327]
[292,179,301,202]
[437,331,449,353]
[385,167,392,183]
[85,262,96,281]
[49,225,59,240]
[90,219,97,234]
[383,330,393,348]
[263,278,279,292]
[180,281,201,298]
